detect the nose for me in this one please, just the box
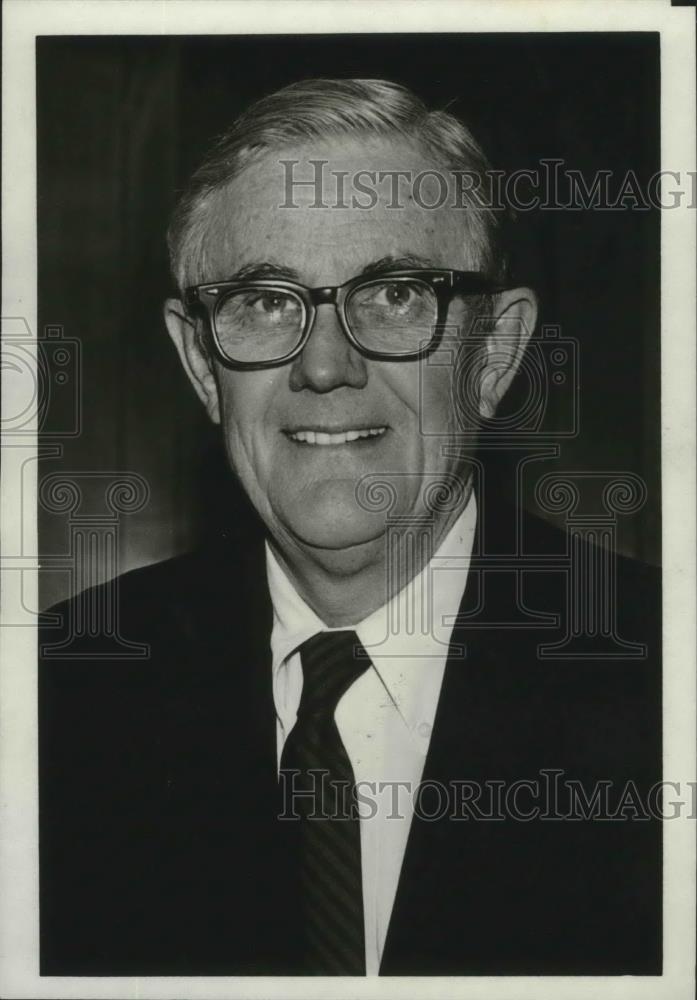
[288,303,368,393]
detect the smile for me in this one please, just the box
[286,427,387,446]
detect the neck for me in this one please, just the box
[269,482,473,627]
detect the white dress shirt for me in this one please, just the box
[266,492,476,975]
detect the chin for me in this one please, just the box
[280,497,388,552]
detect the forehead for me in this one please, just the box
[202,134,475,284]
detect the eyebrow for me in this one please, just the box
[226,261,301,282]
[358,253,438,276]
[224,253,438,285]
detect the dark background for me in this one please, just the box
[37,33,661,608]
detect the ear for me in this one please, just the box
[477,288,538,419]
[164,299,221,424]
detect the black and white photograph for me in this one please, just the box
[1,1,695,998]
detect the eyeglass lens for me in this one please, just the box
[213,277,439,363]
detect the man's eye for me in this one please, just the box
[248,291,294,313]
[371,282,423,309]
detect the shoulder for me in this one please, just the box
[519,505,661,633]
[464,498,661,716]
[478,493,660,600]
[38,530,274,800]
[39,530,271,664]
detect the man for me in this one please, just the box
[39,78,661,977]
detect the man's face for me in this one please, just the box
[182,136,487,563]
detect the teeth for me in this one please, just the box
[289,427,386,445]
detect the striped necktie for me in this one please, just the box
[279,630,371,975]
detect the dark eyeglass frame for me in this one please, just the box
[183,268,506,370]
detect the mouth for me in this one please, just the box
[284,426,388,446]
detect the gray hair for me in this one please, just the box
[167,78,505,295]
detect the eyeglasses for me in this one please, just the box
[183,269,504,370]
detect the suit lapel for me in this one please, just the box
[379,506,661,975]
[379,593,499,973]
[157,532,305,971]
[379,531,549,974]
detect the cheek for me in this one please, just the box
[217,368,279,426]
[377,360,457,450]
[414,364,457,440]
[380,361,427,421]
[216,373,280,473]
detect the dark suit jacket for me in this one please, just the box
[39,503,661,976]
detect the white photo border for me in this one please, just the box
[1,1,695,998]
